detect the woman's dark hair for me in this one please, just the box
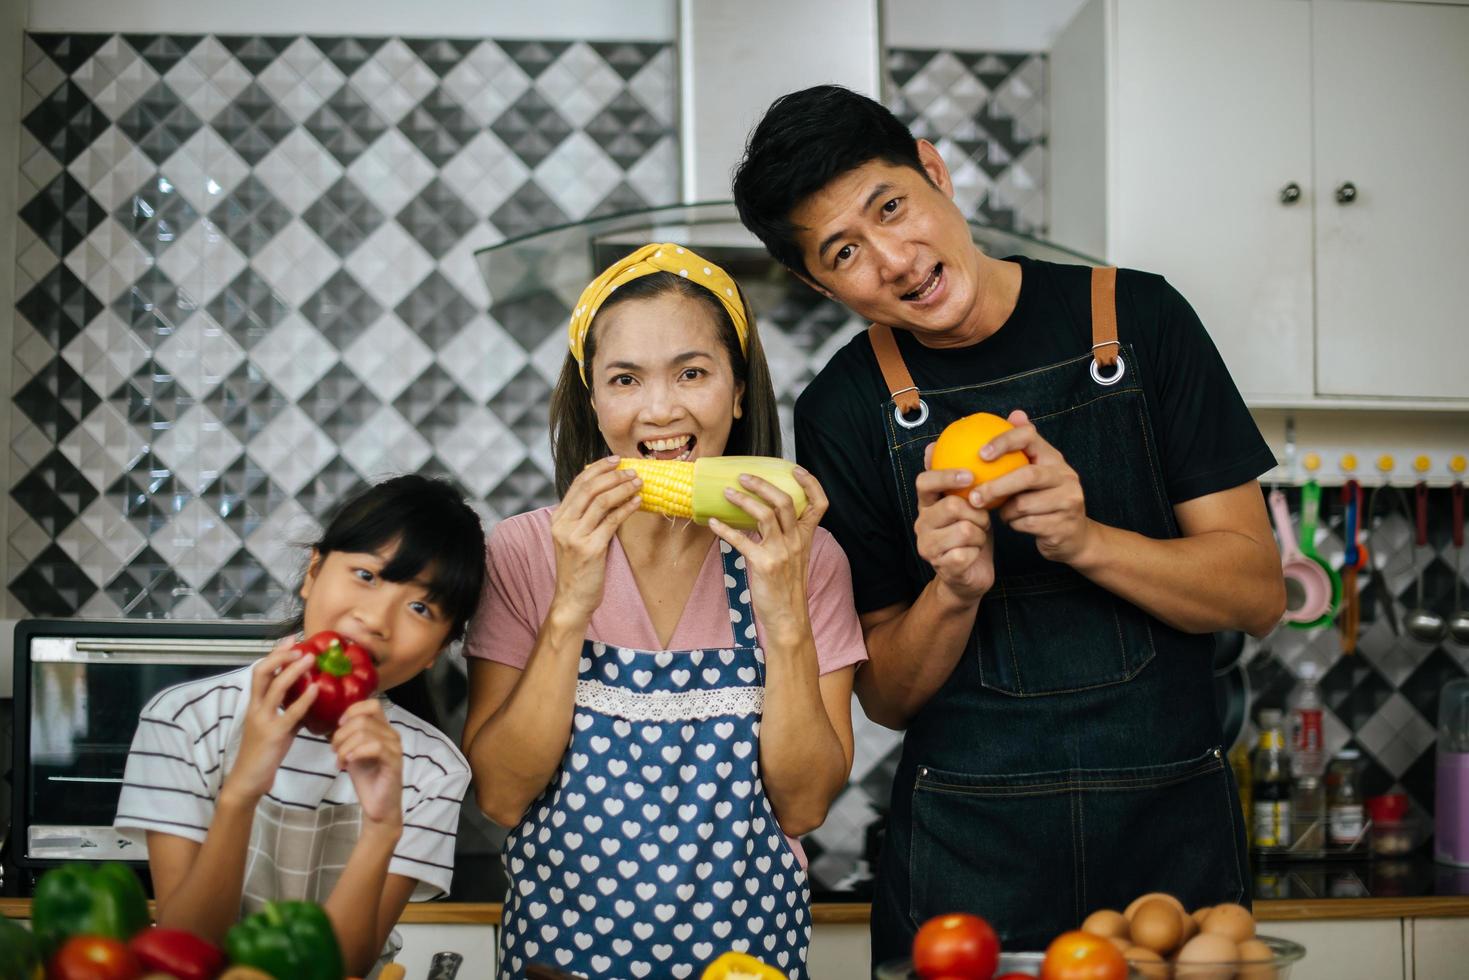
[548,270,781,496]
[733,84,929,278]
[279,474,486,646]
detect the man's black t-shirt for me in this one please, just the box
[794,255,1276,615]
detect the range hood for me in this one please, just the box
[473,200,1099,353]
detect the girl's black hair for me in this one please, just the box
[280,475,486,645]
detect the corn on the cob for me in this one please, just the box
[616,458,695,519]
[616,456,807,530]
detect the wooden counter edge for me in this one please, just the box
[6,896,1469,924]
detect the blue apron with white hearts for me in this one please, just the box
[498,540,811,980]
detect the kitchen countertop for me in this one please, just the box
[6,857,1469,924]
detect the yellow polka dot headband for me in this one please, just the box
[568,243,749,385]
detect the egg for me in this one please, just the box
[1107,935,1132,954]
[1180,907,1200,942]
[1129,898,1184,955]
[1175,932,1240,980]
[1123,946,1169,980]
[1237,938,1278,980]
[1125,891,1188,922]
[1081,909,1131,942]
[1202,903,1257,944]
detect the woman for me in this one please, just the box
[462,243,866,978]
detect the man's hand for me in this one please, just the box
[915,443,995,604]
[975,409,1095,565]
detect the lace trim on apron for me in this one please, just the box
[574,678,764,721]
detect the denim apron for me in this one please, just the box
[498,540,811,979]
[869,267,1249,959]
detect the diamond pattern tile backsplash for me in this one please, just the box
[1238,485,1469,836]
[11,32,679,619]
[886,47,1047,235]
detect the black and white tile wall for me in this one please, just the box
[9,32,679,619]
[886,47,1047,236]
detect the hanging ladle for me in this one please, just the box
[1449,481,1469,645]
[1406,481,1447,644]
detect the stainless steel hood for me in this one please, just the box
[473,200,1099,336]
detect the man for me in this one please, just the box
[732,86,1285,959]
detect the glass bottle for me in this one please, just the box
[1253,709,1293,849]
[1326,748,1365,847]
[1289,662,1325,779]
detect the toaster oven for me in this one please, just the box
[9,619,277,874]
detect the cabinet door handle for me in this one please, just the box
[1335,181,1358,205]
[1279,182,1302,205]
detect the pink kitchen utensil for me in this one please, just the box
[1270,488,1333,626]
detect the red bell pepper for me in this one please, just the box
[46,936,140,980]
[127,927,224,980]
[284,631,378,736]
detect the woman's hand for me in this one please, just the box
[549,456,643,618]
[221,640,318,806]
[708,465,828,644]
[332,699,403,830]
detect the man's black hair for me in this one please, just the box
[732,85,926,278]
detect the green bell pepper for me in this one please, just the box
[0,912,43,980]
[224,901,345,980]
[30,862,149,956]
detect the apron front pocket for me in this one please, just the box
[909,748,1244,951]
[908,765,1080,950]
[1075,748,1246,915]
[975,567,1156,696]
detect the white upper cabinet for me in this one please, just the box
[1051,0,1469,406]
[1311,0,1469,400]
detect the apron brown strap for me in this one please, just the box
[867,323,922,416]
[1091,266,1119,367]
[869,266,1121,413]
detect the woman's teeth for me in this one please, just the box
[641,436,694,460]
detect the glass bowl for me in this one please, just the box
[1126,935,1306,979]
[875,951,1139,979]
[876,936,1305,979]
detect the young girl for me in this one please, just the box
[462,243,867,978]
[115,475,484,977]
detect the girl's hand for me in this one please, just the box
[221,640,319,806]
[332,699,403,829]
[708,465,828,645]
[549,456,643,618]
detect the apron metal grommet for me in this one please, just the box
[1090,354,1126,386]
[893,398,929,429]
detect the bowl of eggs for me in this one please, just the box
[1083,893,1305,979]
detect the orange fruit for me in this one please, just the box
[1040,930,1129,980]
[930,412,1028,507]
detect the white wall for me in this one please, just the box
[882,0,1088,50]
[26,0,676,39]
[679,0,882,201]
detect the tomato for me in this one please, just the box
[47,936,141,980]
[911,913,1000,979]
[1039,930,1128,980]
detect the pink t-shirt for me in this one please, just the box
[464,508,868,868]
[465,507,868,673]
